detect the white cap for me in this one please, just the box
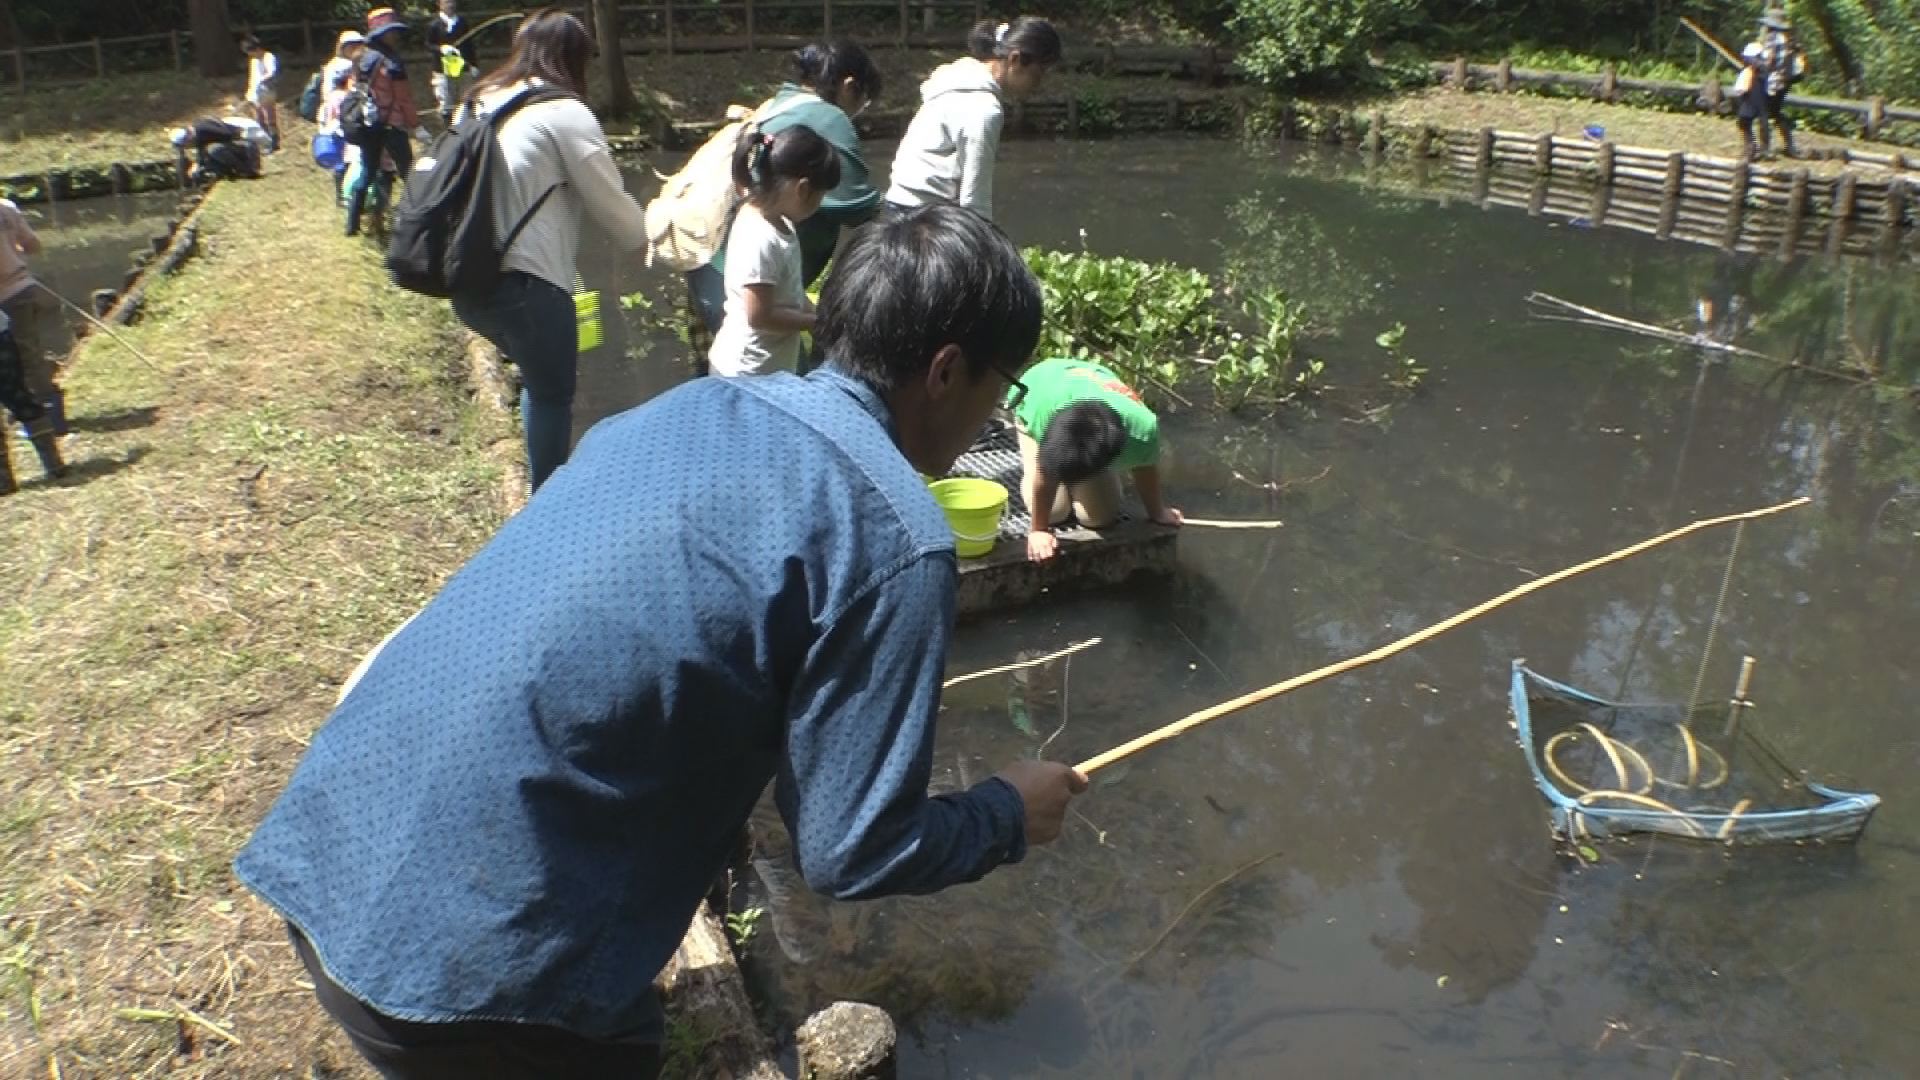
[1742,41,1764,61]
[168,127,190,147]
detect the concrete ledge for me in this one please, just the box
[956,519,1178,618]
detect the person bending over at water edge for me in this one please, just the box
[449,10,649,492]
[707,124,841,378]
[233,203,1085,1080]
[1013,356,1182,562]
[686,39,885,336]
[885,16,1060,220]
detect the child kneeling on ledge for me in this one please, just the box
[1012,356,1181,562]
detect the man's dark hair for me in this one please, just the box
[816,204,1041,393]
[1038,400,1127,483]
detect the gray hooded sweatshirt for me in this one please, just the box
[885,58,1004,219]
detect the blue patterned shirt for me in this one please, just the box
[233,366,1028,1041]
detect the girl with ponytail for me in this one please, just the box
[885,16,1060,220]
[707,124,842,377]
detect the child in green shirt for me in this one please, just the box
[1009,357,1182,561]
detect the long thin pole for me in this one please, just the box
[35,283,162,373]
[1075,496,1811,775]
[1680,16,1744,70]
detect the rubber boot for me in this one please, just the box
[43,389,67,437]
[30,432,66,481]
[0,441,16,496]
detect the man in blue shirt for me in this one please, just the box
[233,204,1088,1079]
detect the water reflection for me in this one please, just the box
[585,138,1919,1075]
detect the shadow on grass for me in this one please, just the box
[69,405,160,433]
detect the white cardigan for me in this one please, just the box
[464,81,649,292]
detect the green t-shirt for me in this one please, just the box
[1010,358,1160,473]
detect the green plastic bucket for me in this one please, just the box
[928,477,1007,558]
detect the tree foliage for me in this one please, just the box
[1229,0,1417,86]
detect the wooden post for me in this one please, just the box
[1451,55,1469,90]
[745,0,755,52]
[1723,159,1751,248]
[1833,171,1858,220]
[1528,176,1548,216]
[1414,125,1434,158]
[1476,125,1494,169]
[1534,132,1553,175]
[1701,77,1722,114]
[170,30,183,71]
[1865,96,1885,140]
[664,0,675,55]
[1599,64,1618,103]
[1787,168,1810,221]
[1166,96,1180,130]
[109,163,131,194]
[1589,180,1612,226]
[1825,216,1851,260]
[43,172,58,204]
[1662,151,1685,199]
[1367,110,1385,156]
[898,0,908,46]
[824,0,833,38]
[1496,57,1512,92]
[92,38,104,78]
[12,48,25,91]
[1595,141,1615,185]
[1066,96,1079,138]
[1887,177,1910,228]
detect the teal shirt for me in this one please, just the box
[1010,358,1161,473]
[715,85,880,285]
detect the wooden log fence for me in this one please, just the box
[1434,58,1920,151]
[3,2,1246,89]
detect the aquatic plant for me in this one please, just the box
[1022,246,1419,411]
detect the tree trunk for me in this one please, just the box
[189,0,241,78]
[591,0,638,117]
[1797,0,1865,93]
[0,0,20,52]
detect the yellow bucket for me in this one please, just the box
[575,289,602,352]
[929,477,1007,558]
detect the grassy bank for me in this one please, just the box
[0,71,239,175]
[1370,85,1912,171]
[0,158,512,1077]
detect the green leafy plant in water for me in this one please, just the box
[1074,90,1123,136]
[1210,288,1315,408]
[724,904,765,946]
[1375,322,1426,389]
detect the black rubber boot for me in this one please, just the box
[30,432,66,480]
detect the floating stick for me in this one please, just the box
[1075,497,1811,775]
[943,637,1102,689]
[1180,517,1285,530]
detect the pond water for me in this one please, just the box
[18,190,182,343]
[590,138,1920,1076]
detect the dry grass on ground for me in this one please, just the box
[1376,85,1916,173]
[0,157,511,1078]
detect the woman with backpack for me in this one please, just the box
[451,10,649,492]
[884,17,1060,221]
[343,8,426,237]
[685,40,884,335]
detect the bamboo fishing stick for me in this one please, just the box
[1680,16,1746,70]
[36,283,162,373]
[1075,496,1812,775]
[943,637,1102,688]
[1181,518,1285,530]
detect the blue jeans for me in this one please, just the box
[454,273,578,492]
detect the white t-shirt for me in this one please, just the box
[248,53,280,103]
[708,208,805,377]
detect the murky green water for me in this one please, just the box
[608,138,1920,1076]
[22,192,181,323]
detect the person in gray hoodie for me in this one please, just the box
[885,17,1060,221]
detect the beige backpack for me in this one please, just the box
[643,95,808,271]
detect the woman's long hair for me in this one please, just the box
[467,9,591,104]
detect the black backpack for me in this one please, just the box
[297,70,324,122]
[385,87,568,299]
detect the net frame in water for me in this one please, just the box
[1509,661,1879,844]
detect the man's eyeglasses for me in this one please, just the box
[994,363,1029,409]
